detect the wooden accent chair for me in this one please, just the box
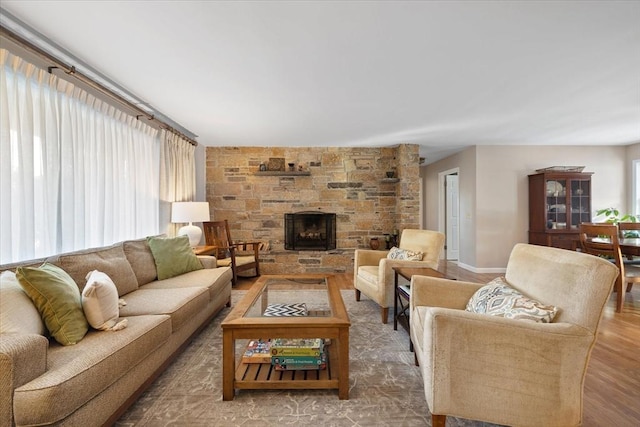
[410,243,618,427]
[580,222,628,312]
[353,229,445,323]
[202,220,261,286]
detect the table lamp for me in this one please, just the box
[171,202,210,247]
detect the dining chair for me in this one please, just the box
[202,220,261,286]
[579,223,625,312]
[617,222,640,292]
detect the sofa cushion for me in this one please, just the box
[122,238,158,286]
[118,286,210,332]
[15,263,89,345]
[466,277,559,323]
[54,244,139,296]
[82,270,127,331]
[0,270,46,335]
[12,315,171,427]
[147,235,204,280]
[387,246,424,261]
[142,267,233,302]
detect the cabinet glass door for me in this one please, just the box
[546,179,567,230]
[570,179,591,228]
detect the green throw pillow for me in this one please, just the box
[16,263,89,345]
[147,235,204,280]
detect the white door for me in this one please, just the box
[446,174,459,260]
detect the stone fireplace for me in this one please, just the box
[285,211,336,251]
[205,144,421,274]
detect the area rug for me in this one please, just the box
[115,290,490,426]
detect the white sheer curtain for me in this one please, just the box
[159,130,197,237]
[0,50,160,264]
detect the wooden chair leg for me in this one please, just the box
[414,351,419,366]
[431,414,446,427]
[381,307,388,324]
[615,275,623,313]
[355,289,361,301]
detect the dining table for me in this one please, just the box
[620,238,640,257]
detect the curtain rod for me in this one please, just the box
[0,22,198,146]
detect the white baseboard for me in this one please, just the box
[456,262,506,274]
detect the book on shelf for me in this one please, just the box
[241,339,272,364]
[263,302,308,317]
[273,353,327,370]
[271,353,326,366]
[270,338,324,357]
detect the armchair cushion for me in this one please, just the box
[387,246,423,261]
[466,277,559,323]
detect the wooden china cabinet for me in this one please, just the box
[528,170,593,250]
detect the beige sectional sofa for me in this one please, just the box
[0,237,233,427]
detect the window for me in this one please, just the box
[1,50,161,263]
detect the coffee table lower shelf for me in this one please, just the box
[234,345,340,391]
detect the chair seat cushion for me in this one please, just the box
[466,277,559,323]
[357,265,379,284]
[217,255,256,268]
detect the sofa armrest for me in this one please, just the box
[0,334,48,426]
[420,307,594,420]
[410,275,483,311]
[197,255,218,269]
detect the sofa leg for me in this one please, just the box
[381,307,388,324]
[432,414,446,427]
[355,289,361,301]
[226,298,231,307]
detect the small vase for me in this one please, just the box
[369,238,380,250]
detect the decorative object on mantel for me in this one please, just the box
[386,171,396,178]
[267,157,285,171]
[288,162,295,172]
[369,237,380,250]
[259,163,267,171]
[535,166,585,173]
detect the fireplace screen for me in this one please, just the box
[284,212,336,251]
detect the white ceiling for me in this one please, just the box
[2,1,639,163]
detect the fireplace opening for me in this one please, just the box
[285,211,336,251]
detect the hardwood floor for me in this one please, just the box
[236,261,640,426]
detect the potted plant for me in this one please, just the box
[596,208,639,237]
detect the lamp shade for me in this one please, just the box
[171,202,210,224]
[171,202,210,247]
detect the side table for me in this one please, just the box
[193,245,217,256]
[393,266,445,351]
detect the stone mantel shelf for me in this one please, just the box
[380,178,400,183]
[255,171,311,176]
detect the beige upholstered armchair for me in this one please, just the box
[410,243,618,427]
[354,229,445,323]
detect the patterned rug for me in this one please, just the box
[115,290,489,426]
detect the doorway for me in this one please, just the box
[439,168,460,261]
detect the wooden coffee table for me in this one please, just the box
[221,274,351,400]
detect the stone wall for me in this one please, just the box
[205,144,420,274]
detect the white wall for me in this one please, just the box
[424,145,628,271]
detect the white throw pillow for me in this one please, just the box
[82,270,128,331]
[0,270,47,335]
